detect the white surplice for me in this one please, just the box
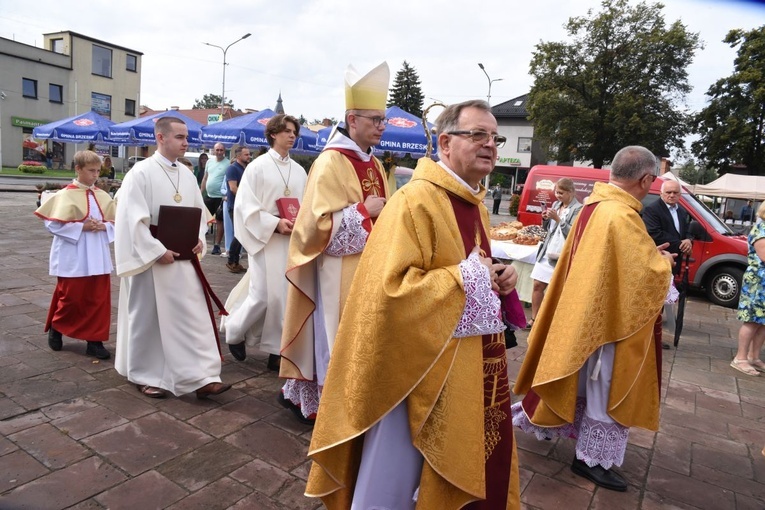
[114,154,221,396]
[221,150,307,355]
[46,187,114,278]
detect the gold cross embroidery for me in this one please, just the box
[362,168,382,197]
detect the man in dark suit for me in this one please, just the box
[643,178,692,349]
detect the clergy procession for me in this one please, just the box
[25,61,748,509]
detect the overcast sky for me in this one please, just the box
[1,0,763,126]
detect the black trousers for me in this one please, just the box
[492,199,501,215]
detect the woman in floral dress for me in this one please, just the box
[732,202,765,376]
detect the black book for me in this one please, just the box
[156,205,202,260]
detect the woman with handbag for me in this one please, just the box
[527,178,583,330]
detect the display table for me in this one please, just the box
[491,240,540,303]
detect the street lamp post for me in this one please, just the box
[203,33,251,118]
[477,63,503,105]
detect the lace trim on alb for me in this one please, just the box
[324,203,368,257]
[453,252,505,338]
[575,413,629,469]
[282,379,320,419]
[510,397,629,469]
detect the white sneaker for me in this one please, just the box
[219,251,228,257]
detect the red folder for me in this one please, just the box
[276,197,300,223]
[156,205,201,260]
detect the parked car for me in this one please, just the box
[125,156,146,171]
[517,165,748,308]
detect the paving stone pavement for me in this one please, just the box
[0,190,763,509]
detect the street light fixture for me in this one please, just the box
[203,33,251,117]
[477,63,503,105]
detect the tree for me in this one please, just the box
[387,61,425,118]
[677,158,718,185]
[192,94,233,110]
[692,26,765,176]
[528,0,700,168]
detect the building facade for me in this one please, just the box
[0,31,141,169]
[491,94,545,190]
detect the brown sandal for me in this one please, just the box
[136,384,167,398]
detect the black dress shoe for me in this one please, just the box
[195,382,232,399]
[48,328,63,351]
[571,458,627,491]
[277,392,315,426]
[85,341,110,360]
[228,342,246,361]
[662,342,671,350]
[267,354,281,371]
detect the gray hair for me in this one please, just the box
[610,146,658,181]
[435,100,492,139]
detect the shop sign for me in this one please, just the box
[12,116,48,128]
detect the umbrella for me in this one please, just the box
[32,111,118,145]
[109,111,204,146]
[200,109,319,154]
[316,106,437,156]
[673,253,692,347]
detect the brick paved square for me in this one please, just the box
[83,412,213,475]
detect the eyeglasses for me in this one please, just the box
[642,172,658,182]
[447,130,507,148]
[354,114,387,127]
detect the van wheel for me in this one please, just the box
[705,266,743,308]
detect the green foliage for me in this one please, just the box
[528,0,700,168]
[18,165,45,174]
[387,61,425,118]
[677,158,718,185]
[490,174,510,188]
[192,93,234,110]
[508,194,520,217]
[692,26,765,175]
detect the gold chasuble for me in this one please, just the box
[280,149,389,380]
[513,182,671,431]
[306,158,519,509]
[35,182,116,223]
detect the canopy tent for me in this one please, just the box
[693,173,765,199]
[109,111,204,146]
[199,109,320,154]
[317,106,437,156]
[32,111,118,145]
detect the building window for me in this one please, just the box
[50,38,64,54]
[125,98,136,116]
[22,78,37,99]
[517,137,532,153]
[91,92,112,120]
[92,45,112,78]
[126,54,137,72]
[49,84,63,103]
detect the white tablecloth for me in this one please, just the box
[490,241,540,264]
[491,240,540,303]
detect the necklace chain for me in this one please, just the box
[158,160,182,203]
[269,152,292,196]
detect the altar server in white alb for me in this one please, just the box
[223,114,308,369]
[35,150,115,361]
[114,116,231,400]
